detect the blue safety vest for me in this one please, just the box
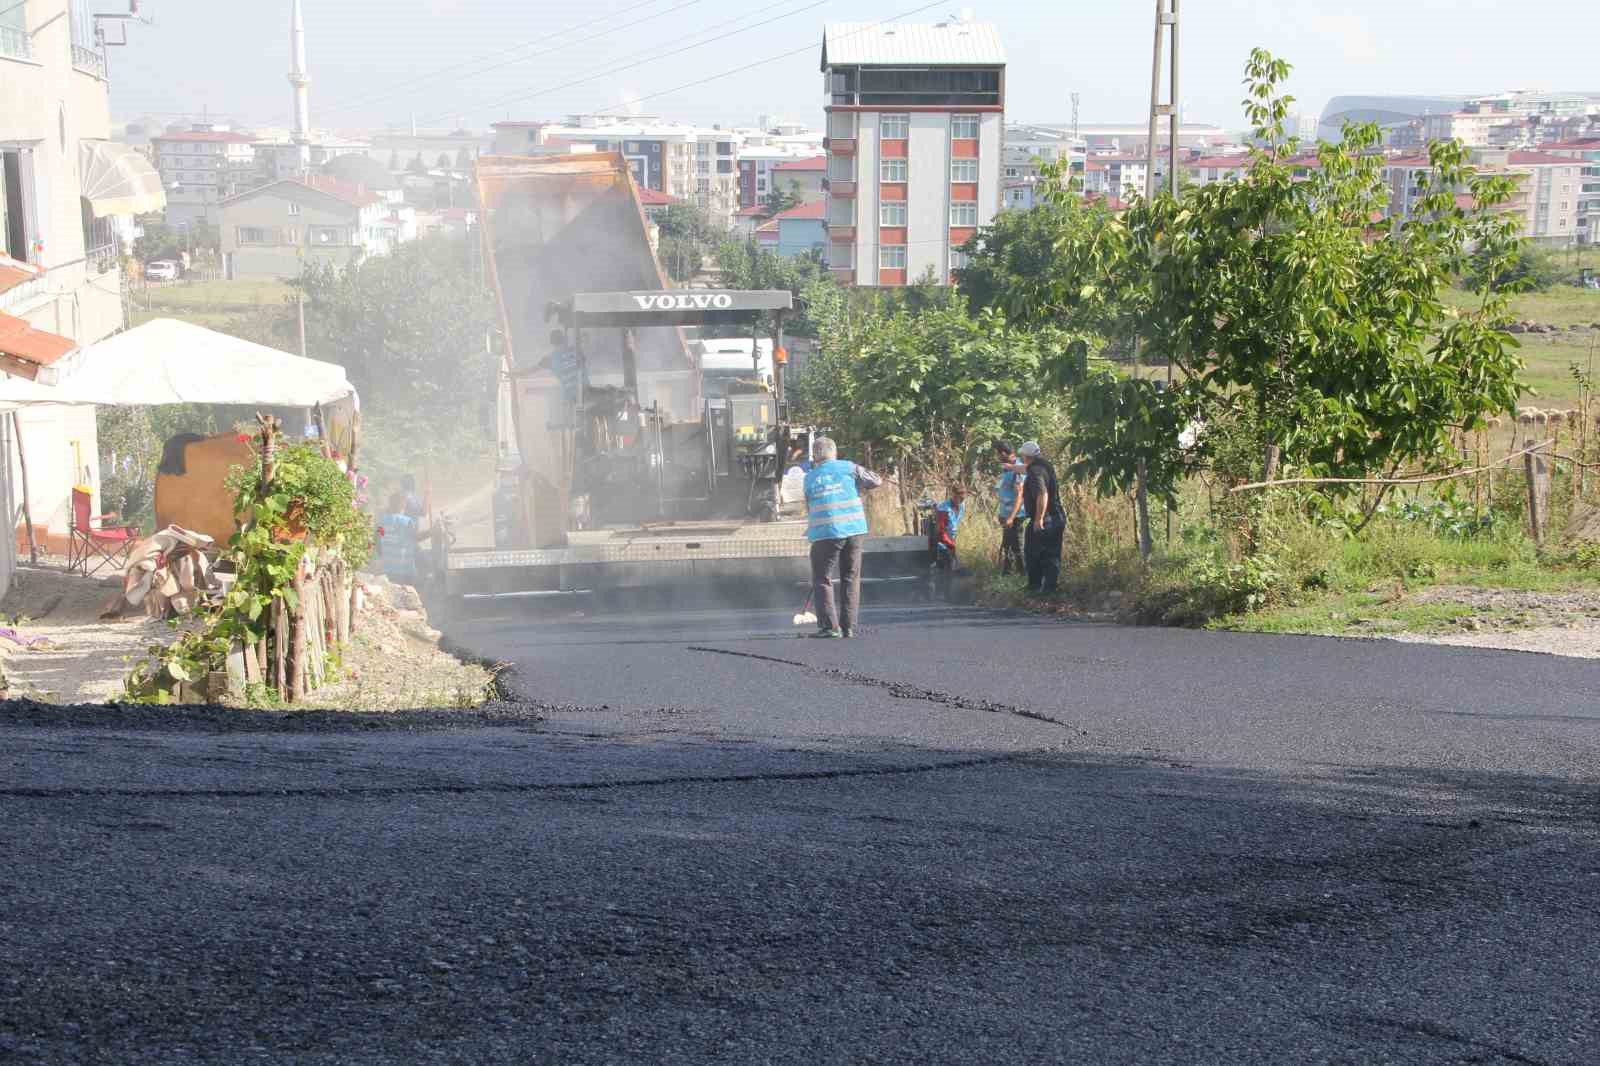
[936,499,967,539]
[378,512,419,579]
[804,460,869,541]
[996,468,1028,520]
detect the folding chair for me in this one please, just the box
[67,487,140,577]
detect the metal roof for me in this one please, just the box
[821,21,1005,68]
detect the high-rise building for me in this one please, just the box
[820,19,1005,286]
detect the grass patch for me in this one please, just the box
[141,278,293,311]
[1231,594,1472,635]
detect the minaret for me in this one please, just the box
[288,0,311,146]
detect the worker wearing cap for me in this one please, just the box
[1018,441,1066,594]
[803,437,883,638]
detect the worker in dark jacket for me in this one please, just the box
[803,436,883,639]
[1019,441,1066,594]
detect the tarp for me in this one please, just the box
[0,318,355,408]
[79,140,166,218]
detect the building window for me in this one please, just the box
[717,141,733,155]
[950,201,978,226]
[879,244,906,269]
[1003,166,1018,178]
[287,202,302,216]
[951,158,978,183]
[880,200,906,226]
[828,112,854,139]
[307,226,345,246]
[950,249,971,272]
[828,155,854,181]
[717,159,733,174]
[625,141,640,153]
[951,115,979,140]
[880,114,910,140]
[237,227,273,244]
[880,158,907,182]
[857,68,1000,107]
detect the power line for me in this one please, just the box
[313,0,703,120]
[579,0,949,115]
[420,0,833,125]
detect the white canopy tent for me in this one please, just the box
[0,319,357,410]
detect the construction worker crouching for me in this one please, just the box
[803,437,884,639]
[928,485,968,601]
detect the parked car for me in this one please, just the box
[145,260,179,282]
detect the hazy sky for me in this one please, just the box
[106,0,1591,133]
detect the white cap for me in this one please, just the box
[1019,441,1042,457]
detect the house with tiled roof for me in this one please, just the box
[220,176,414,280]
[770,199,827,258]
[769,155,827,203]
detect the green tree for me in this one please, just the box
[1465,244,1562,293]
[658,235,704,282]
[760,179,802,218]
[713,238,830,337]
[437,152,453,170]
[972,48,1526,529]
[795,284,1065,491]
[289,236,498,482]
[407,155,427,175]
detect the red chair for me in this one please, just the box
[67,487,140,576]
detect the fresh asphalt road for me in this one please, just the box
[3,604,1599,1064]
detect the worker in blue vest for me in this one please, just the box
[803,436,884,639]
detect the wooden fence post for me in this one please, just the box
[1524,445,1550,545]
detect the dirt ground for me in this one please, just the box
[1386,584,1600,659]
[0,561,169,703]
[0,563,495,708]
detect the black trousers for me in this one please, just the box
[1024,523,1064,593]
[810,535,864,631]
[999,521,1024,575]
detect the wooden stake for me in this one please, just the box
[11,412,37,566]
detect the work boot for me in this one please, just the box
[809,627,843,639]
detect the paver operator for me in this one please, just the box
[803,437,884,639]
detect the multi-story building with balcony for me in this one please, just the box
[1,0,163,590]
[1537,138,1600,244]
[820,19,1005,286]
[151,126,257,227]
[1382,149,1581,243]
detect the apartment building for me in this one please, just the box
[220,176,410,280]
[1082,155,1148,199]
[491,117,742,225]
[151,126,257,227]
[820,20,1005,286]
[735,125,824,209]
[1537,138,1600,244]
[1382,150,1581,242]
[1,0,163,590]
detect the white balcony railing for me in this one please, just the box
[71,42,106,78]
[0,23,32,61]
[0,273,46,315]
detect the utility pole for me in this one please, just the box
[1139,0,1180,558]
[1145,0,1180,202]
